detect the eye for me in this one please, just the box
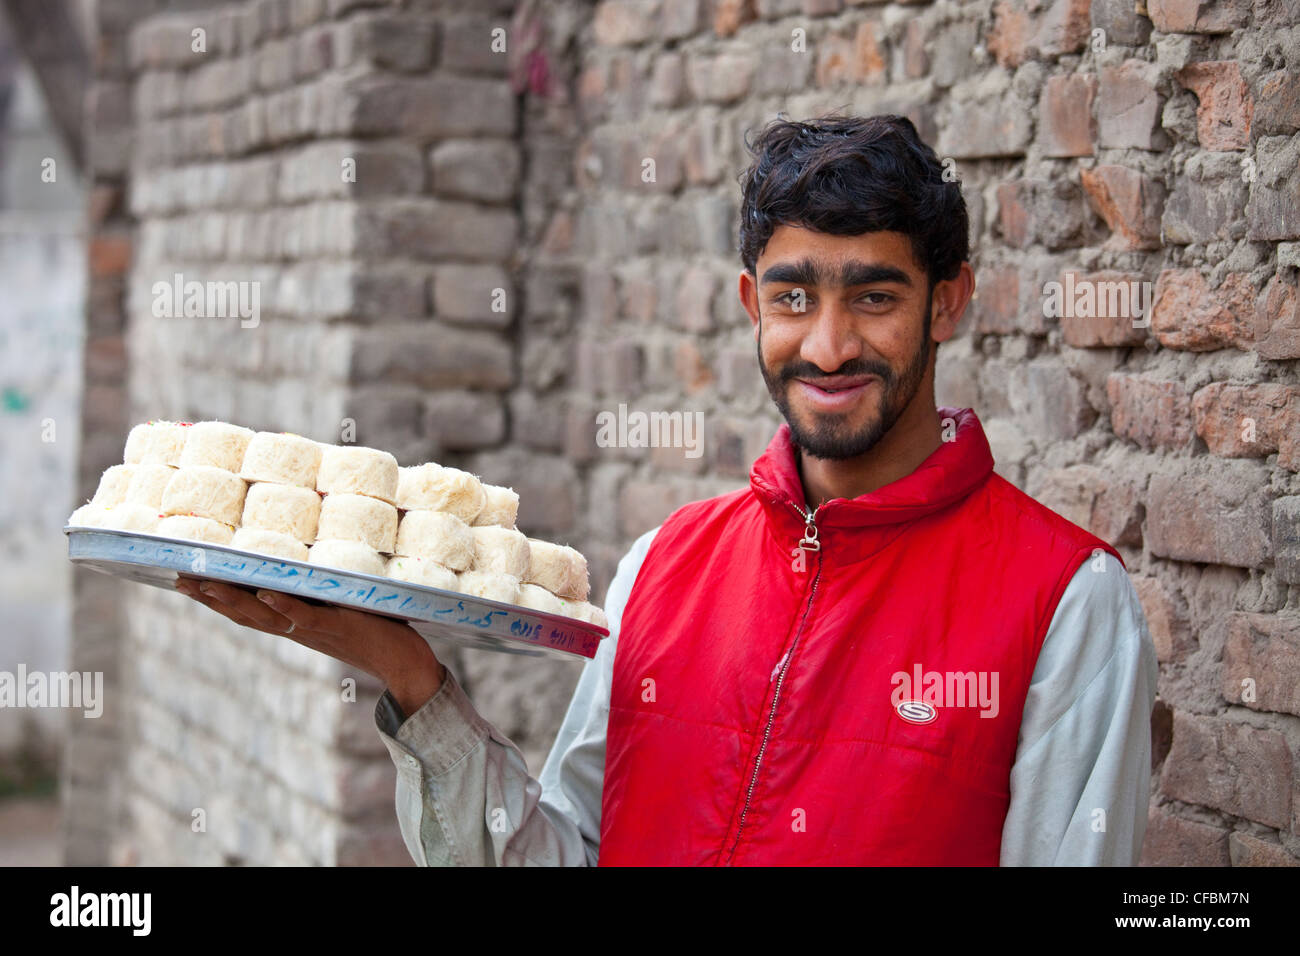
[858,292,893,305]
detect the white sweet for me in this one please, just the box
[472,484,520,528]
[385,555,460,590]
[156,514,235,545]
[123,463,177,509]
[241,482,322,544]
[396,463,486,522]
[524,539,590,601]
[316,445,399,504]
[316,493,398,553]
[179,420,256,472]
[394,510,475,570]
[240,431,323,488]
[470,526,530,577]
[231,528,310,562]
[90,464,137,507]
[125,421,189,466]
[160,466,248,526]
[98,503,162,533]
[307,539,386,576]
[67,503,107,528]
[454,569,520,605]
[517,582,564,615]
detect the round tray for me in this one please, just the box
[65,527,606,660]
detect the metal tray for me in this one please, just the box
[65,527,606,660]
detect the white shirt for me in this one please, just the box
[375,525,1158,866]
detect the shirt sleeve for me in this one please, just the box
[998,552,1160,866]
[373,525,660,866]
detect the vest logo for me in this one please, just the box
[895,700,938,724]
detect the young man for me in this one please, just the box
[177,113,1158,866]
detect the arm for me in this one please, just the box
[999,552,1160,866]
[374,525,660,866]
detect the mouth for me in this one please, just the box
[793,376,879,411]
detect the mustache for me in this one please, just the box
[777,361,893,384]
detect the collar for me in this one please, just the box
[748,407,995,538]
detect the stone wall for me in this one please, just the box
[558,0,1300,865]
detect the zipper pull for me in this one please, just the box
[794,502,821,552]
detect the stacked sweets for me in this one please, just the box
[67,420,607,628]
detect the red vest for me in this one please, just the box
[598,407,1123,865]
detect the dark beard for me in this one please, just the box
[758,283,933,461]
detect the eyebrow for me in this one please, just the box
[760,258,914,289]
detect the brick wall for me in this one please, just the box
[69,0,1300,865]
[560,0,1300,865]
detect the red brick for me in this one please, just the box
[89,235,132,278]
[995,179,1086,250]
[1040,74,1097,158]
[1106,373,1194,449]
[968,264,1025,334]
[593,0,657,46]
[1079,165,1165,251]
[852,22,886,83]
[987,0,1032,69]
[1034,0,1091,56]
[1160,711,1292,829]
[1257,272,1300,361]
[901,19,928,80]
[1132,576,1195,664]
[674,339,715,394]
[1228,832,1300,867]
[1146,0,1250,34]
[1032,464,1143,548]
[1150,269,1254,352]
[1055,271,1150,347]
[1140,806,1230,866]
[815,32,854,87]
[1223,612,1300,717]
[1191,382,1298,459]
[1097,61,1167,150]
[1147,462,1272,568]
[1175,61,1253,151]
[713,0,756,37]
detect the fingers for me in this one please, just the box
[178,578,293,634]
[253,589,329,634]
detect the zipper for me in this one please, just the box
[724,499,823,864]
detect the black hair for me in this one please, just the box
[738,113,969,291]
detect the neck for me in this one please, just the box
[797,390,943,511]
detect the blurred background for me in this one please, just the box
[1,0,1297,866]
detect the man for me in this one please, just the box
[177,113,1158,866]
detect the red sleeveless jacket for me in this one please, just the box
[598,407,1123,865]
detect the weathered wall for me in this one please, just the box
[66,0,1300,866]
[562,0,1300,865]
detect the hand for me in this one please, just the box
[173,575,445,716]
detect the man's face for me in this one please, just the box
[742,226,935,461]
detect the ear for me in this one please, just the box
[738,270,760,341]
[930,262,975,345]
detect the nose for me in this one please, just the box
[799,299,864,373]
